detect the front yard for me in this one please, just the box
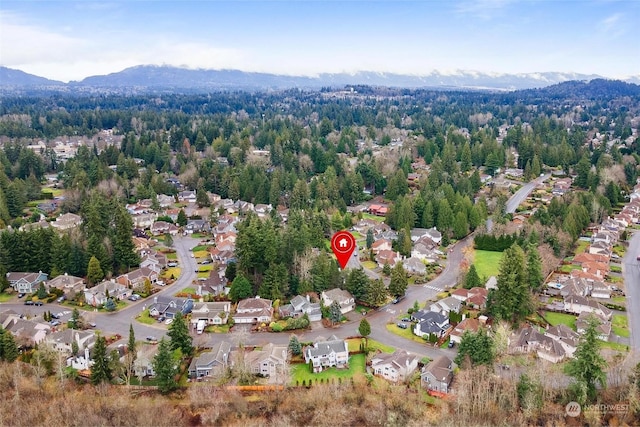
[162,267,181,280]
[612,314,630,338]
[291,353,366,385]
[346,338,395,353]
[136,309,155,325]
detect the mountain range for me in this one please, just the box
[1,65,639,92]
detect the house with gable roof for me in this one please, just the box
[421,356,454,393]
[371,350,419,383]
[304,335,349,373]
[234,297,273,324]
[321,288,355,314]
[188,341,233,378]
[7,271,49,294]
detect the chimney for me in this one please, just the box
[306,295,310,303]
[84,347,90,360]
[154,296,158,304]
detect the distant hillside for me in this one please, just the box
[1,65,637,94]
[516,78,640,100]
[0,67,64,87]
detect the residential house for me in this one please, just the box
[51,213,83,231]
[178,190,197,203]
[321,288,355,314]
[353,219,380,234]
[371,238,392,254]
[45,329,96,355]
[430,296,462,316]
[254,204,272,218]
[188,341,232,378]
[304,335,349,373]
[421,356,454,393]
[116,267,158,288]
[150,221,179,236]
[368,204,389,216]
[509,326,567,363]
[215,231,237,246]
[424,227,442,245]
[7,271,49,294]
[246,343,288,378]
[588,241,612,257]
[371,350,419,383]
[449,317,488,344]
[411,243,439,263]
[84,280,132,307]
[466,287,489,310]
[403,257,427,276]
[576,312,611,341]
[46,273,84,296]
[376,250,402,268]
[279,295,322,322]
[134,345,159,378]
[485,276,498,290]
[201,269,227,295]
[230,200,254,215]
[451,288,471,303]
[156,194,175,208]
[185,219,211,234]
[1,311,50,346]
[414,235,438,250]
[572,253,610,266]
[411,310,449,338]
[132,213,156,229]
[591,281,612,299]
[148,296,194,318]
[544,325,579,358]
[234,297,273,324]
[190,301,231,326]
[564,294,612,320]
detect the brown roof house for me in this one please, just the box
[234,297,273,324]
[421,356,454,393]
[46,273,85,296]
[371,350,419,383]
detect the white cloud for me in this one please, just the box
[599,12,626,39]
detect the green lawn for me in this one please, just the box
[600,340,629,352]
[291,353,366,385]
[543,311,577,329]
[192,245,208,252]
[175,287,196,296]
[204,324,231,333]
[362,213,385,222]
[166,252,178,260]
[346,338,395,353]
[472,250,503,280]
[136,309,155,325]
[162,267,181,280]
[361,261,377,269]
[386,323,426,344]
[193,250,209,258]
[574,240,590,255]
[0,292,15,302]
[559,264,582,273]
[611,296,627,305]
[612,314,630,338]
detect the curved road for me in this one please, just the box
[1,176,542,359]
[623,231,640,357]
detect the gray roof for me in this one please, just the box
[307,335,347,358]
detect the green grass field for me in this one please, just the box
[574,240,590,255]
[291,353,366,385]
[472,250,503,280]
[362,213,385,222]
[600,340,629,352]
[193,250,209,258]
[612,314,630,338]
[136,309,155,325]
[361,261,377,269]
[166,252,178,260]
[0,292,14,302]
[175,287,196,296]
[346,338,395,353]
[386,323,426,344]
[162,267,181,280]
[543,311,577,329]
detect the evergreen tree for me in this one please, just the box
[86,256,104,287]
[37,282,48,299]
[104,298,116,311]
[526,246,544,290]
[153,338,178,394]
[365,278,388,307]
[90,335,112,385]
[167,312,193,356]
[258,263,289,301]
[464,265,482,289]
[460,143,472,172]
[345,268,369,302]
[229,274,253,302]
[366,229,374,249]
[288,335,302,356]
[196,186,210,208]
[176,209,187,227]
[1,328,19,362]
[69,308,81,329]
[113,205,140,274]
[454,329,495,368]
[389,262,408,297]
[328,300,342,324]
[358,318,371,339]
[487,244,533,326]
[127,324,137,365]
[565,315,607,404]
[453,211,469,239]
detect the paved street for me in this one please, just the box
[623,231,640,357]
[0,179,542,359]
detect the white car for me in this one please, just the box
[165,318,174,325]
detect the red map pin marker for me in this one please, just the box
[331,230,356,270]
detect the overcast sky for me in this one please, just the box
[1,0,639,82]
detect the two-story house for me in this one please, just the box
[371,350,419,383]
[304,335,349,373]
[188,341,233,378]
[421,356,454,393]
[234,297,273,324]
[84,280,132,307]
[321,289,355,314]
[279,295,322,322]
[7,271,49,294]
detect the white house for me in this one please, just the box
[190,302,231,326]
[371,350,419,383]
[321,288,355,314]
[304,335,349,373]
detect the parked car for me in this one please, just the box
[50,320,61,327]
[156,280,165,286]
[397,323,408,329]
[56,296,65,303]
[401,318,411,322]
[24,300,34,305]
[165,318,174,325]
[17,293,25,298]
[50,313,60,319]
[146,336,157,342]
[157,316,166,322]
[447,341,454,348]
[168,262,178,267]
[34,301,43,306]
[88,322,97,328]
